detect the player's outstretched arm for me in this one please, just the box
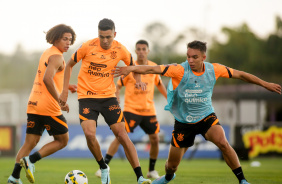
[232,69,281,94]
[112,65,162,78]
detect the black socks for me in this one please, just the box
[134,166,143,181]
[29,151,42,164]
[104,154,113,165]
[149,158,157,171]
[97,158,107,169]
[232,167,246,182]
[11,163,22,179]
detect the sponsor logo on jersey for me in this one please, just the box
[184,97,208,103]
[88,62,109,77]
[186,115,193,122]
[185,89,202,93]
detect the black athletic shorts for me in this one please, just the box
[78,98,124,126]
[26,113,68,136]
[171,113,220,148]
[124,111,160,134]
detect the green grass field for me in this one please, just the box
[1,157,282,184]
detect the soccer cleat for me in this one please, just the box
[101,165,111,184]
[152,174,176,184]
[7,175,23,184]
[147,170,160,179]
[20,156,35,183]
[95,168,102,178]
[240,179,250,184]
[138,176,152,184]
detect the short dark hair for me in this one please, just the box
[98,18,115,31]
[136,40,149,48]
[187,40,207,53]
[46,24,76,45]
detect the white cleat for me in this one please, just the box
[95,169,101,178]
[147,170,160,179]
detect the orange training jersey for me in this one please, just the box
[118,61,162,116]
[160,62,234,89]
[27,46,64,116]
[72,38,134,99]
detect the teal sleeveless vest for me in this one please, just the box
[165,61,216,123]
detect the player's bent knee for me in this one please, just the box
[60,139,68,148]
[217,140,230,151]
[165,160,178,173]
[116,135,130,146]
[84,130,97,140]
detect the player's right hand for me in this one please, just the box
[60,103,69,113]
[265,82,281,94]
[59,91,68,106]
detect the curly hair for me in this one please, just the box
[46,24,76,45]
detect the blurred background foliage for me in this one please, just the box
[1,16,281,92]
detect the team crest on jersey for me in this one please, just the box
[27,121,35,128]
[177,133,184,141]
[83,108,90,114]
[110,51,117,59]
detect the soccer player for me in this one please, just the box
[58,19,151,184]
[95,40,167,179]
[7,24,77,184]
[112,40,282,184]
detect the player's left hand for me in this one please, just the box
[135,82,147,91]
[111,66,130,78]
[69,84,77,93]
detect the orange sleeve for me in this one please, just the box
[212,63,234,80]
[71,43,88,63]
[160,64,184,90]
[120,45,134,66]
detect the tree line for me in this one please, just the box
[0,16,281,91]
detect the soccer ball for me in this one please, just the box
[65,170,88,184]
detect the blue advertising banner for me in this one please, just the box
[21,124,230,159]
